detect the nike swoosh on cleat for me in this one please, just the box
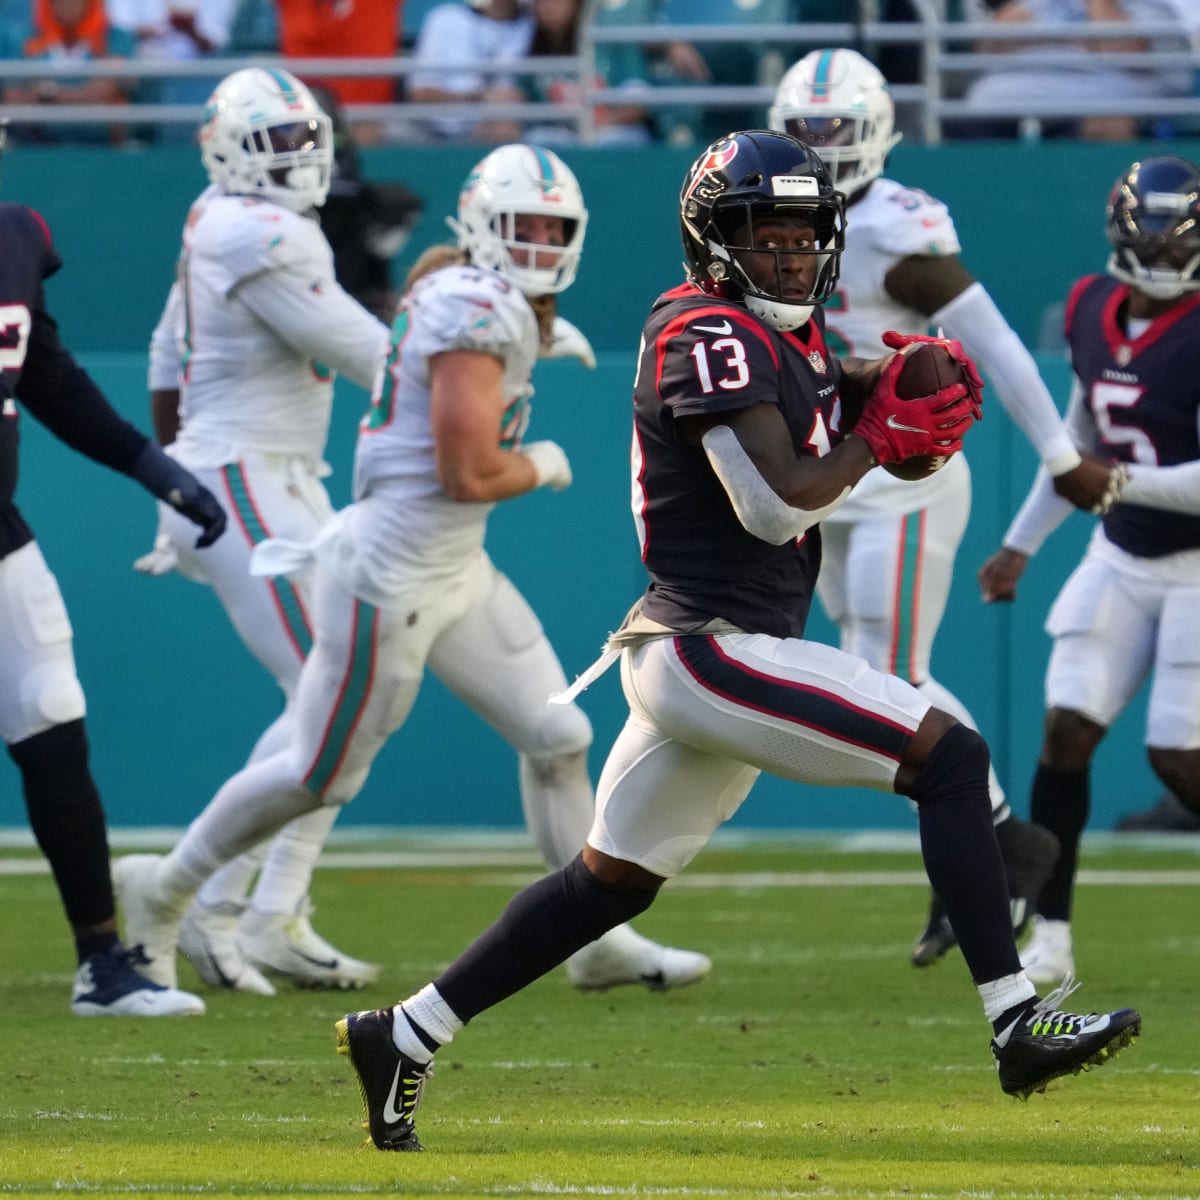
[992,1014,1024,1049]
[639,971,666,989]
[296,952,339,970]
[382,1062,407,1124]
[694,320,733,335]
[886,414,925,433]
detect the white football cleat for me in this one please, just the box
[239,902,381,991]
[567,923,712,992]
[1020,916,1076,987]
[112,854,183,989]
[179,900,276,995]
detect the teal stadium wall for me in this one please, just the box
[3,139,1193,833]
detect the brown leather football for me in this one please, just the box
[883,343,966,481]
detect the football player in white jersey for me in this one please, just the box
[139,67,392,992]
[767,48,1127,966]
[115,143,712,998]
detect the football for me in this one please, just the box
[883,342,968,481]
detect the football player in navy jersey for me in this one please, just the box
[979,155,1200,987]
[0,120,225,1016]
[332,131,1142,1152]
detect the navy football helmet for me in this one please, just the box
[680,130,846,332]
[1106,156,1200,300]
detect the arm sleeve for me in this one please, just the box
[17,303,148,475]
[1121,459,1200,515]
[1120,408,1200,515]
[147,281,183,391]
[701,424,850,544]
[1000,385,1093,555]
[233,268,391,393]
[933,281,1080,475]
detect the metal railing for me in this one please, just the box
[0,5,1196,146]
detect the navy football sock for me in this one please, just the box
[435,854,658,1021]
[913,724,1021,983]
[9,721,116,941]
[1030,764,1089,922]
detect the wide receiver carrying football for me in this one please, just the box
[885,339,977,480]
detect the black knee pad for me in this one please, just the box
[911,723,991,810]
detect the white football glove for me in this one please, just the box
[522,440,573,492]
[133,530,179,577]
[541,316,596,369]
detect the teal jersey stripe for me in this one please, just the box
[304,600,378,796]
[221,464,312,659]
[889,509,925,685]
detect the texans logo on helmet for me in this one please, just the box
[683,141,740,205]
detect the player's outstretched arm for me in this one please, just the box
[18,304,224,547]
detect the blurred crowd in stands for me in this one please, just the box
[1,0,1198,150]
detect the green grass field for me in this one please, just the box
[2,833,1198,1199]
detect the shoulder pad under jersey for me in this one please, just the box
[0,202,60,278]
[192,194,334,289]
[411,265,533,359]
[858,178,962,260]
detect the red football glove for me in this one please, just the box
[853,352,976,464]
[881,330,985,421]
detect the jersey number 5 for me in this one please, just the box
[1092,381,1157,465]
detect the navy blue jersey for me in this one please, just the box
[632,283,844,638]
[0,203,148,560]
[1065,274,1200,558]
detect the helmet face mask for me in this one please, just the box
[200,68,333,213]
[1106,156,1200,301]
[768,48,900,198]
[680,130,846,332]
[450,144,588,296]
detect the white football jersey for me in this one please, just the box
[825,177,970,521]
[162,186,374,466]
[350,263,540,577]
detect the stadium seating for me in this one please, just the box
[403,0,448,48]
[229,0,279,54]
[0,0,30,58]
[653,0,795,144]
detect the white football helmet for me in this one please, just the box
[199,67,333,213]
[768,48,901,198]
[449,144,588,296]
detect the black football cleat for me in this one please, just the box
[335,1007,430,1151]
[911,893,957,967]
[995,815,1060,938]
[1114,792,1200,832]
[991,978,1141,1101]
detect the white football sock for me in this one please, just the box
[979,973,1038,1030]
[392,984,464,1064]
